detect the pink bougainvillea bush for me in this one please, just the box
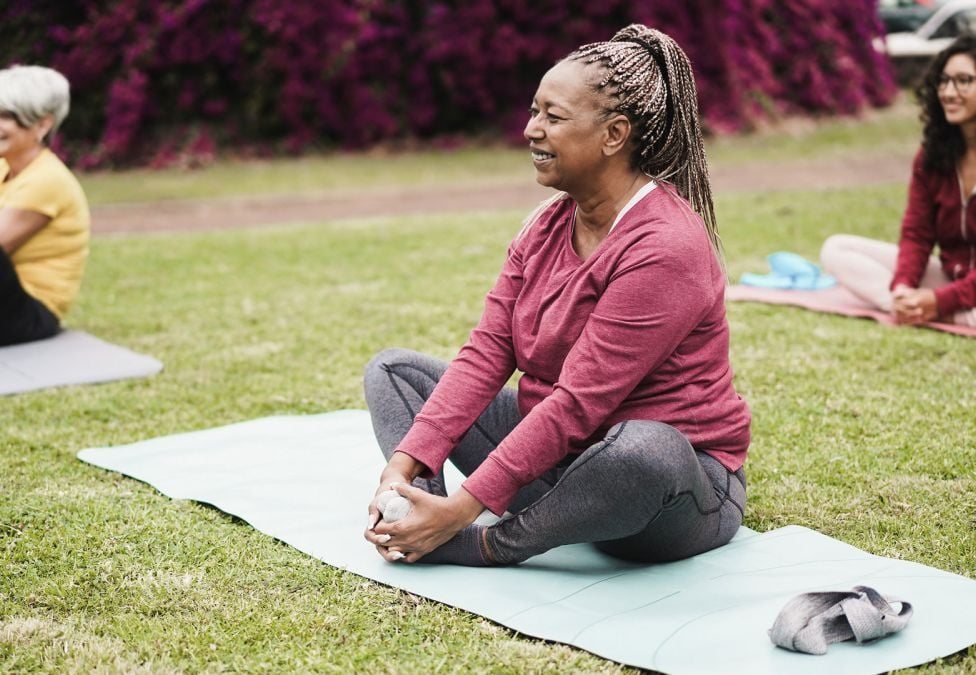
[1,0,894,167]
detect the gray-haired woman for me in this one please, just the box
[363,25,750,566]
[0,65,90,346]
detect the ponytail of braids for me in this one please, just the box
[569,24,723,271]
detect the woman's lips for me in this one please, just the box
[531,150,555,166]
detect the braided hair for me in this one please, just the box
[916,35,976,175]
[568,24,722,265]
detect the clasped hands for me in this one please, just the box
[364,457,484,563]
[891,285,938,325]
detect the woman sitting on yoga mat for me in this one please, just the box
[0,65,90,346]
[820,36,976,328]
[363,24,750,566]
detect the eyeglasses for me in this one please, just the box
[938,73,976,94]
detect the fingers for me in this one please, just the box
[364,523,397,544]
[392,482,426,499]
[367,522,403,560]
[368,479,401,530]
[894,312,921,325]
[897,313,924,326]
[374,544,406,562]
[368,476,421,563]
[365,525,427,563]
[367,482,438,563]
[370,527,414,563]
[892,297,924,324]
[900,303,924,321]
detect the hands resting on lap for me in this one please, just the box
[891,285,938,325]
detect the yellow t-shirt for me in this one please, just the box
[1,149,91,319]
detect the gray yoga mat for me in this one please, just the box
[0,329,162,395]
[77,410,976,674]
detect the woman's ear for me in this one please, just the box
[603,114,632,157]
[33,115,55,143]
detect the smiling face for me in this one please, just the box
[939,53,976,128]
[523,60,620,194]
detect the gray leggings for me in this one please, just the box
[364,348,746,565]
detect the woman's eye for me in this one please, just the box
[528,107,538,118]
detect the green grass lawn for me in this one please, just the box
[2,183,975,672]
[4,103,976,671]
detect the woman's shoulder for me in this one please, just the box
[30,149,77,180]
[622,186,705,242]
[21,150,87,202]
[608,187,720,275]
[14,149,73,186]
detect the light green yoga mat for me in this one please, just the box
[77,410,976,674]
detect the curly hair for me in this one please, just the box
[567,24,721,266]
[917,35,976,175]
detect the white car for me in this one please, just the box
[877,0,976,59]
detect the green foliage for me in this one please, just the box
[2,0,894,167]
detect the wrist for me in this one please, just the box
[446,487,486,528]
[383,451,424,483]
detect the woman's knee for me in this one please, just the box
[364,348,448,414]
[953,307,976,327]
[819,233,860,272]
[364,347,415,392]
[590,420,698,486]
[596,495,742,563]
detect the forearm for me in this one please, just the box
[894,157,937,288]
[395,348,515,478]
[891,238,933,289]
[0,208,50,254]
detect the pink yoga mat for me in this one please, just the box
[726,285,976,338]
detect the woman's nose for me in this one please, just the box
[524,115,543,141]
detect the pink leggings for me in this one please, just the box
[819,234,976,327]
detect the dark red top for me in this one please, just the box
[396,186,751,515]
[893,149,976,315]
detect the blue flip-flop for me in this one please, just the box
[740,251,836,290]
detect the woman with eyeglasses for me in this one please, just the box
[820,36,976,328]
[0,65,90,346]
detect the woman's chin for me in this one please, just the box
[533,172,561,190]
[944,110,975,126]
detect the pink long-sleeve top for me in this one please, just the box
[892,149,976,315]
[396,185,751,515]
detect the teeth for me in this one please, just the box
[532,151,554,160]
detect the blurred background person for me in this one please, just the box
[821,36,976,328]
[0,65,90,346]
